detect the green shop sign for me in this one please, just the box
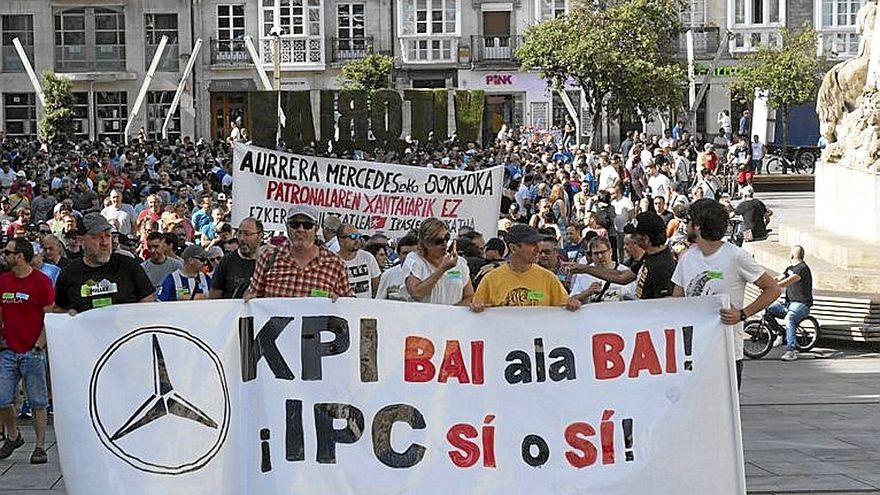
[693,64,741,77]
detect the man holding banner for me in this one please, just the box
[471,224,580,311]
[673,198,781,387]
[245,205,352,300]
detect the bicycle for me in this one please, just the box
[742,312,821,359]
[764,146,817,175]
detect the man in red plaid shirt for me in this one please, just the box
[244,205,353,300]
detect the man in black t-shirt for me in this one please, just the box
[209,217,263,299]
[566,211,675,299]
[54,213,155,314]
[734,186,772,241]
[765,245,813,361]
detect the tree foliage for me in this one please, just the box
[729,26,824,146]
[338,54,395,92]
[38,71,75,147]
[517,0,685,143]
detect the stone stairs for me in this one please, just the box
[742,222,880,342]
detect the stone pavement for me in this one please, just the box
[0,343,877,494]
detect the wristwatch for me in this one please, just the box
[739,309,748,322]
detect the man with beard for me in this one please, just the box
[672,198,780,388]
[53,213,155,314]
[209,217,264,299]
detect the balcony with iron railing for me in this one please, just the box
[331,36,373,63]
[470,35,523,67]
[210,38,251,68]
[677,26,721,57]
[728,27,782,53]
[399,36,459,64]
[261,36,325,67]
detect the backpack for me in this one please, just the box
[594,203,614,231]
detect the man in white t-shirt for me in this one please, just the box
[571,237,636,302]
[336,223,381,298]
[376,235,419,301]
[598,157,620,192]
[671,199,781,389]
[646,161,671,200]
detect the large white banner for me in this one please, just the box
[47,297,745,495]
[231,143,504,237]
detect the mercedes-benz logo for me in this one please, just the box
[89,326,230,475]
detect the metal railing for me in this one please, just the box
[210,38,251,67]
[331,36,373,62]
[399,36,459,64]
[470,35,524,64]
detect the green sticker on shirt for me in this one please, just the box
[527,291,545,301]
[92,297,113,308]
[310,289,329,298]
[707,270,724,280]
[447,270,462,280]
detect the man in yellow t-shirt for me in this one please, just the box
[471,225,581,312]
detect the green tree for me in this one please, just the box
[38,71,75,147]
[729,26,824,150]
[517,0,685,146]
[338,54,395,92]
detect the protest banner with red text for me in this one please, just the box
[231,142,504,237]
[47,296,745,495]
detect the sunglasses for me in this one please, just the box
[193,257,208,263]
[430,234,451,246]
[287,220,315,230]
[345,233,364,240]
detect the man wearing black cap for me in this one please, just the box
[566,211,676,299]
[157,245,212,301]
[54,213,155,314]
[471,224,580,311]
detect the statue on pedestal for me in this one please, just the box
[817,0,880,172]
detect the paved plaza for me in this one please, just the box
[0,193,877,494]
[0,343,875,494]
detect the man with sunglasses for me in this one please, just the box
[0,238,54,464]
[245,205,352,300]
[336,223,381,299]
[157,245,212,301]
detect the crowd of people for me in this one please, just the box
[0,117,813,466]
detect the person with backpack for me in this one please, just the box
[157,245,212,301]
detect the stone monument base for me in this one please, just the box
[815,159,880,243]
[743,208,880,342]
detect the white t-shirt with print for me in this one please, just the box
[376,264,411,302]
[671,243,766,360]
[343,249,381,299]
[403,252,470,305]
[570,263,636,302]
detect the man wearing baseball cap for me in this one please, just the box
[54,213,155,313]
[245,205,352,300]
[566,211,676,299]
[157,244,212,301]
[471,224,581,311]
